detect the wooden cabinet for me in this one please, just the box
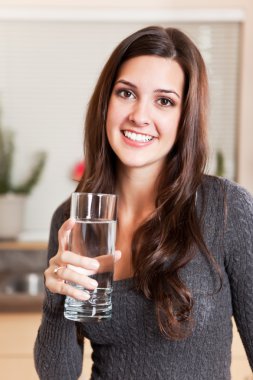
[0,312,92,380]
[0,313,41,380]
[231,320,252,380]
[81,341,93,380]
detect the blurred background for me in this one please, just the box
[0,1,252,379]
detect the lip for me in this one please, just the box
[121,130,155,147]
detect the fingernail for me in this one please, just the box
[115,250,121,260]
[79,291,90,301]
[89,279,98,287]
[90,260,99,269]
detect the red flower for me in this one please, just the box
[72,161,85,181]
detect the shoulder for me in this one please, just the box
[201,175,253,204]
[201,175,253,224]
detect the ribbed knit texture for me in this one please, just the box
[34,176,253,379]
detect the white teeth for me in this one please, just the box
[123,131,153,142]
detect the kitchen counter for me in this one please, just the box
[0,293,44,312]
[0,241,47,250]
[0,241,47,313]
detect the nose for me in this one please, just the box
[128,100,151,127]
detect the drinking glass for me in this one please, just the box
[64,192,117,322]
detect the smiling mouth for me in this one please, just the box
[122,130,154,142]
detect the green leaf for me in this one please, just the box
[0,104,47,194]
[0,127,15,194]
[12,152,47,194]
[215,150,225,177]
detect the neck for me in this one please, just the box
[116,164,160,223]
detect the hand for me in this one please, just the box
[44,218,121,301]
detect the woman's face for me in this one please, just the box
[106,55,184,173]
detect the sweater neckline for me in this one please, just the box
[112,277,134,290]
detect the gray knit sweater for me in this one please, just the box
[34,176,253,379]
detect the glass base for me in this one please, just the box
[64,287,112,322]
[64,311,112,322]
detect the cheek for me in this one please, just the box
[159,113,180,137]
[106,102,126,135]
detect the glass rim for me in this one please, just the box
[72,192,117,198]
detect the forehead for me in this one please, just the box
[116,55,185,93]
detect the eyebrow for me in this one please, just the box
[115,79,181,99]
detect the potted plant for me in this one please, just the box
[215,150,225,177]
[0,115,46,240]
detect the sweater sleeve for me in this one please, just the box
[224,180,253,370]
[34,203,84,380]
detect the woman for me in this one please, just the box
[34,26,253,379]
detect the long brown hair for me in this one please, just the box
[76,26,214,339]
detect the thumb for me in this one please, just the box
[58,217,75,251]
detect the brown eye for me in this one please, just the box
[157,97,173,107]
[122,90,132,98]
[116,89,135,99]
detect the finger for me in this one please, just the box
[61,250,100,271]
[67,264,98,277]
[63,283,91,301]
[46,276,91,301]
[53,266,98,290]
[58,218,75,252]
[94,254,113,274]
[95,250,122,270]
[67,251,121,276]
